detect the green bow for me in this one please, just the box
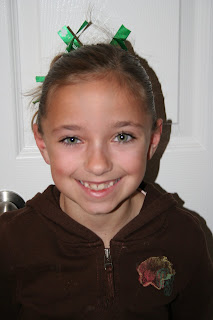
[35,23,131,87]
[35,21,90,83]
[35,76,45,83]
[110,25,131,51]
[58,20,90,52]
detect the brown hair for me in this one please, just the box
[31,44,157,133]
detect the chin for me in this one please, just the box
[81,198,126,216]
[81,205,115,216]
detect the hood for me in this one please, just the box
[26,183,177,243]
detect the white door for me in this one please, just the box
[1,0,213,233]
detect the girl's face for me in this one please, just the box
[34,78,161,217]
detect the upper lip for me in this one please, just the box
[78,178,120,184]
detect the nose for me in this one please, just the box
[84,145,113,176]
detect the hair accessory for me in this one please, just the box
[35,21,91,86]
[35,76,45,83]
[58,20,91,52]
[32,99,39,105]
[110,24,131,51]
[34,22,130,98]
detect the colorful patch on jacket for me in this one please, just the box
[136,256,175,296]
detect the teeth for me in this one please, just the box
[108,181,114,187]
[97,183,105,190]
[79,179,120,191]
[90,183,98,190]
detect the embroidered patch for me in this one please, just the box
[136,256,175,296]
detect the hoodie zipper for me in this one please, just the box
[104,248,114,302]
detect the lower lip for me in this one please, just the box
[76,179,121,198]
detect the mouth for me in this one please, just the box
[78,179,120,191]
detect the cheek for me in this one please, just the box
[118,146,148,174]
[48,150,77,176]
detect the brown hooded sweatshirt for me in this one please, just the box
[0,183,212,319]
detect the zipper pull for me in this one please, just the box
[104,248,113,270]
[104,248,115,301]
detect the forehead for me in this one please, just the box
[45,78,152,129]
[47,70,146,104]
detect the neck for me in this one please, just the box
[60,191,145,248]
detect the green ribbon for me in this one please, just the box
[58,20,90,52]
[34,22,130,91]
[34,76,45,102]
[32,99,39,104]
[34,21,90,91]
[36,76,45,83]
[110,24,131,51]
[58,26,73,45]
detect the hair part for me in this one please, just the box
[31,44,157,133]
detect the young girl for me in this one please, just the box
[0,41,212,319]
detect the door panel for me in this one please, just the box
[0,0,212,231]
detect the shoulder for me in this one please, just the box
[168,205,203,237]
[0,205,34,232]
[0,186,58,268]
[166,204,207,249]
[159,195,209,255]
[0,205,41,256]
[0,206,35,269]
[144,182,209,254]
[162,202,212,284]
[144,182,204,233]
[0,185,57,249]
[0,184,57,226]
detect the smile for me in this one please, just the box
[79,179,120,191]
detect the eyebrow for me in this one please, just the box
[52,125,82,133]
[112,121,144,129]
[52,121,144,134]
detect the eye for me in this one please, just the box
[61,136,81,145]
[114,133,134,143]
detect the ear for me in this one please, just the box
[147,119,163,160]
[33,124,50,165]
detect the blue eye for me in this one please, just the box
[61,137,81,145]
[114,133,134,143]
